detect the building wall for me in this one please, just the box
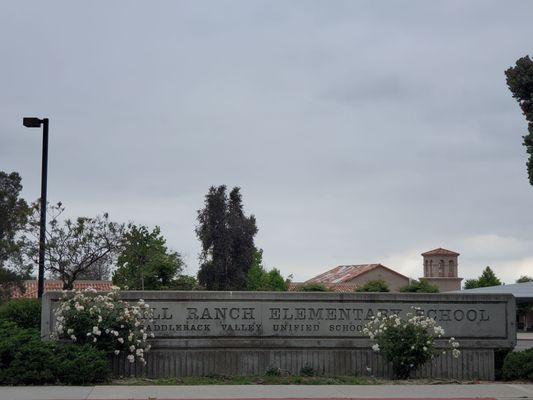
[422,277,462,292]
[346,266,410,292]
[423,255,458,278]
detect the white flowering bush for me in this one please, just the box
[363,307,460,379]
[52,287,154,364]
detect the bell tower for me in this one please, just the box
[420,248,462,292]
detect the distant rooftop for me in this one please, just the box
[454,282,533,301]
[306,264,408,284]
[421,248,460,256]
[11,280,113,299]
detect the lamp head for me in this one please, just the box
[23,117,43,128]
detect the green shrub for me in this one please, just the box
[265,365,281,376]
[502,349,533,381]
[3,339,58,384]
[55,344,110,385]
[299,283,330,292]
[495,348,511,380]
[356,280,390,292]
[0,320,110,385]
[400,280,439,293]
[0,299,41,329]
[300,363,316,376]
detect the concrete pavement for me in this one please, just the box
[1,384,533,400]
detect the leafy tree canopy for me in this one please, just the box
[196,186,257,290]
[356,279,390,292]
[0,171,30,266]
[21,202,125,289]
[517,275,533,283]
[112,225,188,290]
[505,55,533,185]
[464,266,502,289]
[246,249,289,291]
[0,171,32,301]
[400,280,439,293]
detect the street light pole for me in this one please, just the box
[23,117,49,299]
[38,119,49,299]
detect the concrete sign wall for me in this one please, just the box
[42,291,516,380]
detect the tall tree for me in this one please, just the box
[196,186,258,290]
[464,266,502,289]
[246,249,289,291]
[22,202,125,289]
[505,55,533,185]
[112,225,187,290]
[0,171,30,267]
[0,171,31,301]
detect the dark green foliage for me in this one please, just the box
[0,298,41,329]
[501,348,533,381]
[300,363,316,376]
[0,321,110,385]
[54,344,110,385]
[400,280,440,293]
[299,283,330,292]
[494,348,511,380]
[113,225,188,290]
[517,275,533,283]
[169,275,198,290]
[246,249,289,291]
[196,186,258,290]
[0,171,31,302]
[0,171,30,266]
[265,365,282,376]
[356,279,390,292]
[505,55,533,186]
[464,266,502,289]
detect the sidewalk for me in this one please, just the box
[1,384,533,400]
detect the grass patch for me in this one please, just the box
[112,375,375,385]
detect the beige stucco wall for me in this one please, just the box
[421,277,462,292]
[423,255,458,278]
[346,266,410,292]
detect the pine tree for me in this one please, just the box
[464,266,502,289]
[196,186,258,290]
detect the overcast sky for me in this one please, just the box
[1,1,532,284]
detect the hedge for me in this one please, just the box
[501,348,533,381]
[0,320,110,385]
[0,298,41,329]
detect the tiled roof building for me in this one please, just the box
[11,280,113,299]
[291,263,411,292]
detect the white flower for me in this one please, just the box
[67,328,74,335]
[114,350,120,355]
[129,345,135,352]
[136,348,144,356]
[118,338,124,344]
[70,335,77,341]
[452,349,461,358]
[423,346,427,351]
[371,344,380,352]
[127,354,135,363]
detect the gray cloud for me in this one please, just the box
[1,0,532,283]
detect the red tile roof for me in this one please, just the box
[288,282,359,293]
[11,280,113,299]
[304,264,409,284]
[421,248,460,256]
